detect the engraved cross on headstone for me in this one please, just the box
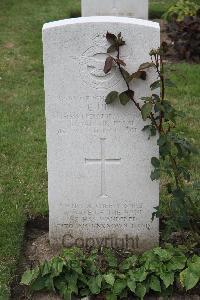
[85,138,121,198]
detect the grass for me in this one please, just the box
[0,0,199,298]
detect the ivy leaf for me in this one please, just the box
[105,91,118,104]
[180,268,199,291]
[151,157,160,168]
[119,91,130,105]
[135,283,147,300]
[127,279,136,292]
[103,273,115,286]
[150,80,161,90]
[104,56,114,74]
[141,102,153,121]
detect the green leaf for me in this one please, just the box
[41,261,51,276]
[150,80,160,90]
[65,273,78,294]
[105,91,118,104]
[149,275,161,292]
[121,68,130,82]
[160,271,174,288]
[180,268,199,291]
[119,256,137,271]
[141,102,153,121]
[154,102,165,113]
[106,293,117,300]
[103,273,115,286]
[113,279,127,295]
[88,275,102,294]
[188,255,200,277]
[104,249,118,267]
[130,267,147,282]
[127,278,136,292]
[119,91,130,105]
[151,157,160,168]
[51,258,64,276]
[135,283,147,300]
[167,255,187,271]
[31,276,48,291]
[153,248,172,261]
[157,135,167,146]
[151,169,160,181]
[21,268,39,286]
[62,288,72,300]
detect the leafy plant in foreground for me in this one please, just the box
[163,0,200,21]
[21,246,200,299]
[103,32,199,241]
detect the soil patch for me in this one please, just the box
[10,215,60,300]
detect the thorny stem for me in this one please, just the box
[115,44,198,237]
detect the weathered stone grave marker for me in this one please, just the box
[81,0,149,19]
[42,16,160,251]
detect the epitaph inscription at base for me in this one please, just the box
[43,17,160,251]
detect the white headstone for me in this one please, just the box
[43,16,160,252]
[82,0,149,19]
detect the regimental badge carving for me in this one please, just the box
[73,33,131,89]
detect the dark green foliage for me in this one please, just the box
[167,13,200,62]
[103,34,199,241]
[21,246,200,299]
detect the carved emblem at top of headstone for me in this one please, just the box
[75,33,132,89]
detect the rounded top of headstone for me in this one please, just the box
[43,16,159,32]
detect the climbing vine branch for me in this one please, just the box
[104,32,199,240]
